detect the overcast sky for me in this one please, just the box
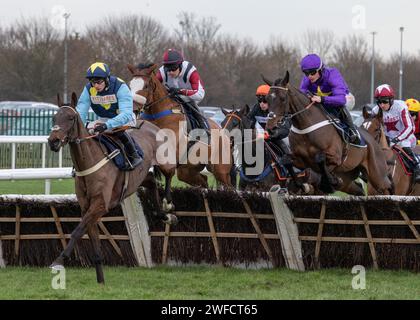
[1,0,418,59]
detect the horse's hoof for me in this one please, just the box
[162,199,175,212]
[50,263,65,271]
[163,214,178,225]
[302,183,313,194]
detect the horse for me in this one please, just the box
[127,63,234,190]
[47,92,177,284]
[221,104,319,194]
[362,106,420,195]
[264,71,393,195]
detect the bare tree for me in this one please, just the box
[0,17,62,101]
[301,29,335,62]
[85,15,170,79]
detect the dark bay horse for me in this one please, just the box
[127,63,233,188]
[264,71,392,195]
[47,92,177,283]
[362,106,420,195]
[221,105,319,194]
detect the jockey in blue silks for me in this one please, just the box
[299,54,359,144]
[76,62,142,169]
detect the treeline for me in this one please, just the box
[0,12,419,108]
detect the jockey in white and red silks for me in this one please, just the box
[156,49,209,131]
[372,84,420,182]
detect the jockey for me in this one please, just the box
[299,53,359,144]
[156,49,208,131]
[76,62,142,169]
[372,85,420,182]
[406,98,420,141]
[248,84,270,130]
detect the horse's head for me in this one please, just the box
[264,71,291,130]
[127,63,160,111]
[48,92,80,152]
[221,105,251,131]
[362,105,384,144]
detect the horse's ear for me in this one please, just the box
[243,104,250,115]
[261,74,273,86]
[281,71,290,86]
[221,108,229,115]
[127,64,136,74]
[362,105,373,119]
[71,92,78,108]
[57,94,63,107]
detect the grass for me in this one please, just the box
[0,266,419,300]
[0,175,219,195]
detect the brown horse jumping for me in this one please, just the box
[47,92,177,283]
[264,71,392,195]
[362,106,420,195]
[127,63,233,189]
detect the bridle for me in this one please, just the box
[222,112,242,130]
[51,106,97,144]
[50,106,120,177]
[269,85,316,119]
[134,74,174,112]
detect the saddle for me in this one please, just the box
[392,146,419,176]
[95,133,144,171]
[172,96,210,135]
[321,108,366,147]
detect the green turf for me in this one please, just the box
[0,174,219,195]
[0,266,418,300]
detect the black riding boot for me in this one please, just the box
[117,131,143,170]
[341,107,360,144]
[189,103,211,143]
[403,147,420,183]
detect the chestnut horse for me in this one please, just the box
[47,93,176,284]
[362,106,420,195]
[127,63,233,189]
[265,71,392,195]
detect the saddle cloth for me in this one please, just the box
[95,134,144,171]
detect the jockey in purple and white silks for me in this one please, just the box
[371,84,420,182]
[299,53,359,144]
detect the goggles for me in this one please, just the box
[90,78,105,85]
[257,95,267,103]
[376,98,391,105]
[164,64,180,72]
[303,69,319,76]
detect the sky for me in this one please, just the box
[1,0,418,59]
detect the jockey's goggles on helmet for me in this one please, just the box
[90,78,105,85]
[257,95,268,103]
[164,64,180,72]
[376,98,391,105]
[303,68,319,76]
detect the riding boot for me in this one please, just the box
[341,107,360,144]
[117,131,143,170]
[403,147,420,183]
[190,102,211,143]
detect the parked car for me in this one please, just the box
[200,106,231,127]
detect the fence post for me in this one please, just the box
[0,239,5,268]
[269,185,305,271]
[120,193,153,267]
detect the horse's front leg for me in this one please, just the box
[50,200,106,271]
[314,152,341,193]
[87,223,105,284]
